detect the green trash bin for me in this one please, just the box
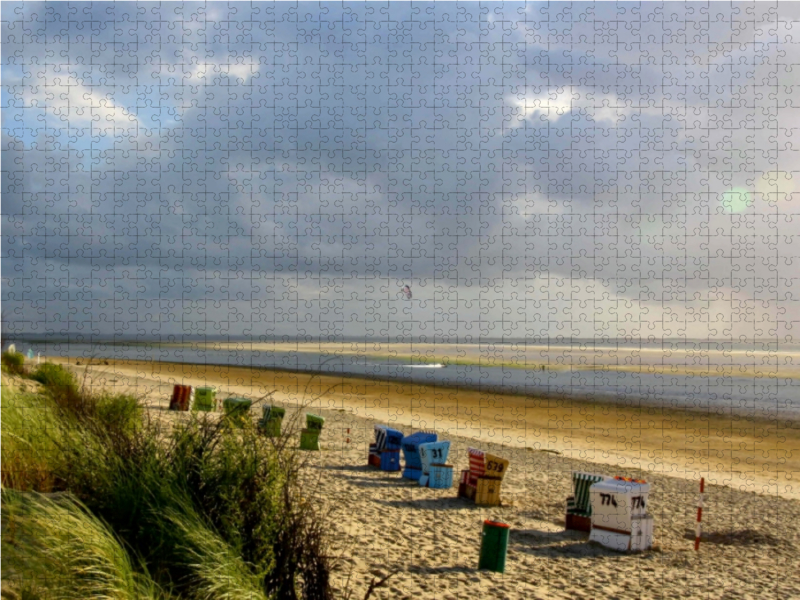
[223,397,252,427]
[478,520,510,573]
[193,387,217,412]
[300,428,321,451]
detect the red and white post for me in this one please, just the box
[694,477,705,551]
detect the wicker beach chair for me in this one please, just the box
[566,471,608,532]
[458,448,509,505]
[418,440,451,487]
[401,431,438,480]
[368,424,403,471]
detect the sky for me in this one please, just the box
[2,1,800,343]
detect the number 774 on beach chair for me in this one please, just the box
[457,448,509,506]
[566,472,608,532]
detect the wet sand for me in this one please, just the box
[155,340,800,378]
[51,357,800,500]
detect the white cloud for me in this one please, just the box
[24,66,138,136]
[509,89,629,126]
[187,56,258,84]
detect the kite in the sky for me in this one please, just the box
[401,285,412,300]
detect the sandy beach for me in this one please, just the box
[54,356,800,599]
[53,357,800,501]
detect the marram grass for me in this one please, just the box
[1,489,164,600]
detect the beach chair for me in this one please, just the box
[401,432,438,480]
[169,385,193,411]
[458,448,509,506]
[566,472,608,532]
[300,414,325,450]
[418,440,451,487]
[368,425,403,471]
[192,387,217,412]
[258,405,286,436]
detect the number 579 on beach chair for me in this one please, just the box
[566,472,608,532]
[458,448,509,506]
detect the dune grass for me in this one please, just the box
[1,362,334,600]
[1,489,164,599]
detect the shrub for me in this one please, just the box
[93,391,144,438]
[0,386,63,492]
[1,350,25,375]
[30,362,81,408]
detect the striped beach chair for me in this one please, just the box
[566,472,608,532]
[368,425,403,471]
[458,448,509,505]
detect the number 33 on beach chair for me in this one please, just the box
[401,431,438,480]
[458,448,509,506]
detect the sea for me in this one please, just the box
[11,337,800,420]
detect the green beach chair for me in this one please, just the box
[258,405,286,436]
[192,387,217,412]
[306,413,325,431]
[223,397,252,428]
[300,414,325,450]
[566,472,607,532]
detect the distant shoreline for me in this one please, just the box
[50,355,800,424]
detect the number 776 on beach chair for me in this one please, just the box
[565,472,608,532]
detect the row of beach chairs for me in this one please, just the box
[368,424,509,506]
[168,384,325,449]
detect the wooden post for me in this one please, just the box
[694,477,705,551]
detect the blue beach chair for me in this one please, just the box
[401,431,437,480]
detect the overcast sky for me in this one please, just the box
[3,2,799,342]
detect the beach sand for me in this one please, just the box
[53,357,800,599]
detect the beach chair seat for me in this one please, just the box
[258,405,286,436]
[368,425,387,467]
[566,472,608,532]
[169,385,193,411]
[223,397,252,427]
[299,414,325,450]
[192,387,216,412]
[306,413,325,431]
